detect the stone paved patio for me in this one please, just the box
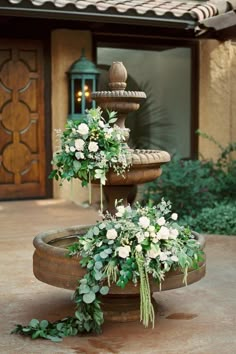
[0,199,236,354]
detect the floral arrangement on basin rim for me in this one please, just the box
[13,199,204,342]
[49,107,132,208]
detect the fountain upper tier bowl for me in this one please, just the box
[93,149,171,185]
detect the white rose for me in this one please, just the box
[75,152,84,160]
[77,123,89,136]
[169,228,179,239]
[65,145,70,153]
[139,216,150,229]
[99,120,105,128]
[148,225,155,232]
[144,231,149,238]
[157,226,170,240]
[152,236,159,244]
[157,216,166,226]
[88,141,99,152]
[147,248,160,259]
[70,146,76,152]
[118,245,130,259]
[171,213,178,221]
[135,244,142,253]
[75,139,85,151]
[171,255,179,262]
[106,229,118,240]
[136,232,145,244]
[115,205,125,218]
[159,252,168,261]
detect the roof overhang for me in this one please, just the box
[1,0,236,38]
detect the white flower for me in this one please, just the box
[77,123,89,136]
[135,244,142,253]
[136,232,145,244]
[148,225,155,232]
[106,229,118,240]
[75,139,85,151]
[139,216,150,229]
[171,255,179,262]
[159,252,168,261]
[147,248,160,259]
[144,231,149,238]
[157,216,166,226]
[171,213,178,221]
[115,205,125,217]
[156,226,170,240]
[65,145,70,153]
[152,236,159,244]
[88,141,99,152]
[75,152,85,160]
[118,245,130,258]
[169,228,179,239]
[70,146,76,152]
[99,120,105,128]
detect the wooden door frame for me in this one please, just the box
[43,37,53,199]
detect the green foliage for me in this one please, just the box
[182,202,236,235]
[142,132,236,234]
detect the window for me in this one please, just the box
[97,45,195,158]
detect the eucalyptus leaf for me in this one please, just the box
[95,261,103,270]
[29,319,39,328]
[100,252,108,259]
[93,227,100,236]
[40,320,49,329]
[100,286,109,295]
[79,284,90,294]
[83,291,96,304]
[94,270,103,281]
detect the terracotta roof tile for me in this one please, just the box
[3,0,232,23]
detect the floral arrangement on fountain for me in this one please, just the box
[13,199,203,342]
[49,107,131,207]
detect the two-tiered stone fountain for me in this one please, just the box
[33,62,206,322]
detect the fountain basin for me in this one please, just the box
[33,225,206,293]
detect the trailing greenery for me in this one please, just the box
[12,199,203,341]
[141,132,236,234]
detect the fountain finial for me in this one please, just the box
[108,62,127,91]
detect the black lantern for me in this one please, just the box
[68,50,99,120]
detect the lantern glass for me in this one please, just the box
[74,79,82,114]
[84,79,93,110]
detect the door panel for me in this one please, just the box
[0,39,46,199]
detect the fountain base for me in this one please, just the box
[33,225,206,323]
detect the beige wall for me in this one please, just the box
[51,29,100,205]
[199,39,236,161]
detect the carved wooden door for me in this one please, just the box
[0,39,46,199]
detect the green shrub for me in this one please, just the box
[182,202,236,235]
[142,155,228,218]
[141,132,236,234]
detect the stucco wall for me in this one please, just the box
[199,39,236,161]
[51,29,100,205]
